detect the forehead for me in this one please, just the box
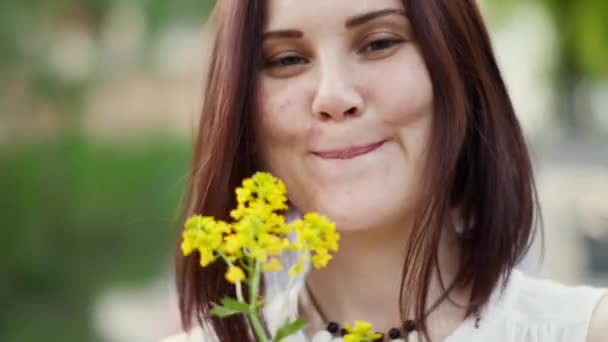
[264,0,405,30]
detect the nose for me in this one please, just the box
[311,62,364,122]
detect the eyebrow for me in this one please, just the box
[345,8,406,28]
[262,8,406,41]
[262,29,303,41]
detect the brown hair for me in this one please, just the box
[175,1,541,341]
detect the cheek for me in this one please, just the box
[256,87,301,145]
[365,47,434,164]
[368,47,434,126]
[255,82,317,170]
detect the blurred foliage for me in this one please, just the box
[1,1,213,341]
[0,0,215,121]
[0,1,605,341]
[542,0,608,133]
[484,0,608,133]
[0,0,215,66]
[543,0,608,78]
[0,135,190,341]
[486,0,608,79]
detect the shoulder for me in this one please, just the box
[495,270,606,322]
[587,293,608,342]
[480,270,607,341]
[158,326,211,342]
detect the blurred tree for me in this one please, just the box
[0,0,215,135]
[0,1,215,341]
[544,0,608,78]
[485,0,608,133]
[542,0,608,132]
[0,136,190,341]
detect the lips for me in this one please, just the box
[312,140,386,159]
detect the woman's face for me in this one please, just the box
[255,0,434,232]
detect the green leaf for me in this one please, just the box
[209,297,250,318]
[221,297,251,312]
[273,319,308,342]
[209,304,242,318]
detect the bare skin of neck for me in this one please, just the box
[299,219,471,341]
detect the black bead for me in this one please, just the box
[403,320,417,332]
[326,322,339,334]
[388,328,401,339]
[475,315,481,328]
[373,333,385,342]
[340,328,349,336]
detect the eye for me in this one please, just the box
[361,38,403,54]
[264,54,308,68]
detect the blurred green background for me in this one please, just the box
[1,1,214,341]
[1,1,607,341]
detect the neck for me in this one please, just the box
[300,218,470,339]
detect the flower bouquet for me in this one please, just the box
[181,172,383,342]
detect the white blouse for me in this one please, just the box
[160,269,606,342]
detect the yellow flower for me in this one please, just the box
[264,212,291,235]
[198,248,216,267]
[226,174,294,263]
[262,258,282,272]
[343,320,383,342]
[222,233,246,255]
[311,248,333,268]
[258,233,286,255]
[225,266,246,284]
[180,171,342,341]
[250,245,268,263]
[291,213,340,270]
[182,172,338,293]
[234,172,288,211]
[181,215,229,266]
[288,254,309,276]
[288,263,305,276]
[230,202,273,221]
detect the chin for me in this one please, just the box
[303,187,414,232]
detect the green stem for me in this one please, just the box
[277,268,297,322]
[236,280,244,303]
[217,252,245,302]
[248,260,270,342]
[248,310,269,342]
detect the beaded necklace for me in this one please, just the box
[301,281,481,342]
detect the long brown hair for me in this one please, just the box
[175,1,541,341]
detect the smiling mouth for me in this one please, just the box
[312,140,387,160]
